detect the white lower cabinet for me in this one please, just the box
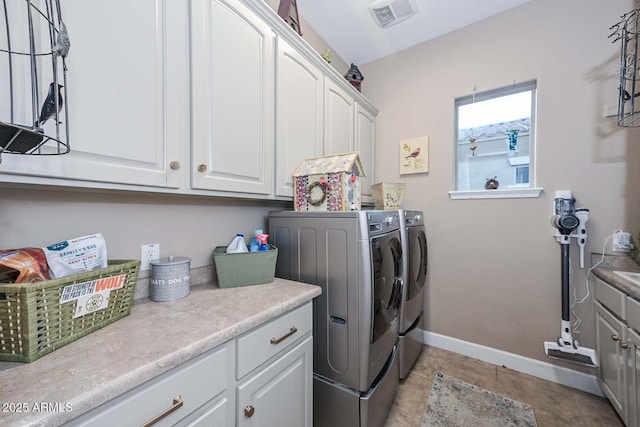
[66,344,232,427]
[237,337,312,427]
[67,302,312,426]
[628,327,640,427]
[596,300,627,421]
[177,394,229,426]
[594,276,640,426]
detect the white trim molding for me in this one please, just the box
[449,187,543,200]
[423,330,603,397]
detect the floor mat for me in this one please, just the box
[421,372,537,427]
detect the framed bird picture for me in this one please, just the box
[400,136,429,174]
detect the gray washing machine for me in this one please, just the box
[269,210,402,427]
[398,210,427,379]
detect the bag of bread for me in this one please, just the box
[0,248,52,283]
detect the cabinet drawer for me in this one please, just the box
[236,302,312,379]
[595,277,626,320]
[69,345,228,427]
[628,297,640,333]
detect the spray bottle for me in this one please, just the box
[249,229,263,252]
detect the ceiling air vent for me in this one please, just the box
[369,0,418,28]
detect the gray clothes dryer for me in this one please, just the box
[398,210,427,380]
[269,210,402,427]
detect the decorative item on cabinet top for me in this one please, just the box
[278,0,302,36]
[292,152,366,212]
[345,63,364,92]
[321,49,332,64]
[0,0,71,164]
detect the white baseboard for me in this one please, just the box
[423,331,603,397]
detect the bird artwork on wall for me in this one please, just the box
[405,146,420,159]
[400,136,429,175]
[37,82,64,131]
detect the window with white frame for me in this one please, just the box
[453,81,537,193]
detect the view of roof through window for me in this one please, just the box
[458,91,532,130]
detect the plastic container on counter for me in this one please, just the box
[226,234,248,253]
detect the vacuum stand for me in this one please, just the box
[544,192,598,367]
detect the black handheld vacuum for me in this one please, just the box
[544,191,598,367]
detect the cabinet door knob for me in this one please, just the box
[244,405,255,417]
[170,161,180,170]
[197,164,207,172]
[612,334,621,342]
[621,343,631,350]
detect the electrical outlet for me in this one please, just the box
[141,244,160,270]
[613,232,634,252]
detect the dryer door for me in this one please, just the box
[407,227,428,300]
[371,231,403,344]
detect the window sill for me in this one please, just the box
[448,187,543,200]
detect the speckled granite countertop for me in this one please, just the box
[593,254,640,300]
[0,279,321,427]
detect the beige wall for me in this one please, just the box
[0,187,289,268]
[360,0,640,368]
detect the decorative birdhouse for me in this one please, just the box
[277,0,302,35]
[292,152,366,211]
[344,63,364,92]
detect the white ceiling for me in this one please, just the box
[296,0,532,65]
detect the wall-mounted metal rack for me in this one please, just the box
[610,4,640,127]
[0,0,70,163]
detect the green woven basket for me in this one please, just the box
[0,259,140,363]
[213,245,277,288]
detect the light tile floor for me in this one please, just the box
[384,345,625,427]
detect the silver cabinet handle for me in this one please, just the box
[170,161,180,170]
[244,405,255,417]
[612,334,621,341]
[621,343,631,350]
[197,164,207,172]
[270,326,297,345]
[142,395,184,427]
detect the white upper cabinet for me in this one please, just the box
[355,103,376,201]
[274,38,324,197]
[323,78,355,156]
[0,0,376,201]
[190,0,275,195]
[0,0,182,188]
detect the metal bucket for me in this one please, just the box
[150,255,191,302]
